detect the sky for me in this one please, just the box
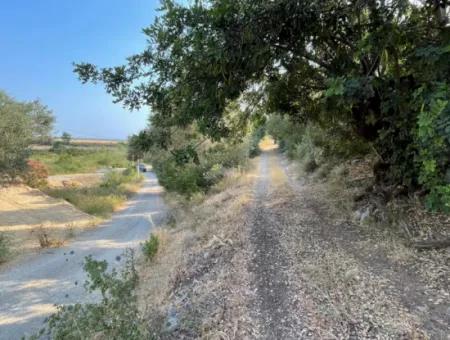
[0,0,161,140]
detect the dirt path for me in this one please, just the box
[248,151,308,339]
[137,146,448,339]
[0,172,167,339]
[246,148,449,339]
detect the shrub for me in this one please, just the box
[0,233,10,264]
[24,159,49,187]
[142,234,159,261]
[44,169,142,217]
[426,185,450,213]
[32,251,149,339]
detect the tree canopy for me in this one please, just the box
[0,91,54,180]
[75,0,450,208]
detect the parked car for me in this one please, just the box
[138,163,149,172]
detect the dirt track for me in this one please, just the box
[157,145,449,339]
[246,149,449,339]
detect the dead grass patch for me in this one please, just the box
[136,165,257,338]
[282,154,449,337]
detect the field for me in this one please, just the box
[31,144,130,175]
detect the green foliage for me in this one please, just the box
[74,1,450,211]
[32,251,149,340]
[267,116,371,169]
[44,169,142,217]
[142,234,159,261]
[414,82,450,210]
[28,101,55,144]
[0,233,10,264]
[0,91,54,181]
[249,127,265,158]
[0,91,33,180]
[32,146,129,175]
[149,133,250,196]
[426,185,450,213]
[61,132,72,145]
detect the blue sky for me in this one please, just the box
[0,0,161,140]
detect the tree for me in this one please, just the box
[74,1,450,206]
[0,91,56,181]
[61,132,72,145]
[0,91,33,180]
[28,100,54,144]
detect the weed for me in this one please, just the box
[31,250,149,339]
[35,226,63,248]
[65,223,75,239]
[142,234,160,261]
[0,233,10,264]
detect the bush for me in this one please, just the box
[24,159,49,187]
[44,169,142,217]
[152,140,250,197]
[0,233,10,264]
[426,185,450,213]
[142,234,159,261]
[32,251,149,339]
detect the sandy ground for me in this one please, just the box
[0,172,167,339]
[0,185,95,257]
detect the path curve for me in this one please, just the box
[0,172,167,339]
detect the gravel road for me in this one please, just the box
[0,172,167,339]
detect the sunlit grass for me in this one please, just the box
[31,145,130,175]
[44,169,143,218]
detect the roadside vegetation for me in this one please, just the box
[0,232,10,264]
[76,0,450,215]
[31,250,149,340]
[44,168,143,218]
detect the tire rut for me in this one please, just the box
[248,152,307,339]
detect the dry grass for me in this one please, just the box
[136,163,258,338]
[135,149,448,338]
[282,154,449,338]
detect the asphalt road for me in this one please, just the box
[0,172,167,339]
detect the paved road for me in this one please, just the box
[0,172,167,339]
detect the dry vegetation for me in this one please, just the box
[134,143,449,339]
[136,164,259,339]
